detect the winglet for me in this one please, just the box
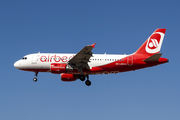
[91,43,96,48]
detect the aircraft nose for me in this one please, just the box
[14,61,21,69]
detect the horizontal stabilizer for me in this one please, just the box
[143,53,162,62]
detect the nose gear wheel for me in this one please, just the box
[33,72,38,82]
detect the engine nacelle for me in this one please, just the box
[61,73,76,82]
[51,63,73,74]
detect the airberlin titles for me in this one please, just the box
[40,55,75,62]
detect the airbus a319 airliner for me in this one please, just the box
[14,29,168,86]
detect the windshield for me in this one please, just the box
[21,57,27,60]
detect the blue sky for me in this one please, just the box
[0,0,180,120]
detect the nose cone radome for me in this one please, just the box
[14,61,21,69]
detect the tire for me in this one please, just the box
[79,75,85,81]
[85,80,91,86]
[33,78,37,82]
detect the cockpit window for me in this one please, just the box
[21,57,27,60]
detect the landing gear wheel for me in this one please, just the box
[79,75,85,81]
[85,80,91,86]
[33,77,37,82]
[33,71,38,82]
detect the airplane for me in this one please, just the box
[14,28,168,86]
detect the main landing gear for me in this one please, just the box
[79,75,91,86]
[85,80,91,86]
[33,72,38,82]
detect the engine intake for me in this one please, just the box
[51,63,73,74]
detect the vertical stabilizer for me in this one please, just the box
[134,29,166,56]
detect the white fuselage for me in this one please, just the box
[14,53,128,72]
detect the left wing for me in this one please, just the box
[68,43,96,71]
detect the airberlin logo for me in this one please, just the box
[148,39,158,48]
[145,32,164,53]
[40,55,74,62]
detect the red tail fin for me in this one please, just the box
[134,29,166,56]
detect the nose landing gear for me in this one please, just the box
[33,77,37,82]
[33,72,38,82]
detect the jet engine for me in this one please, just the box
[61,73,76,82]
[51,63,73,74]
